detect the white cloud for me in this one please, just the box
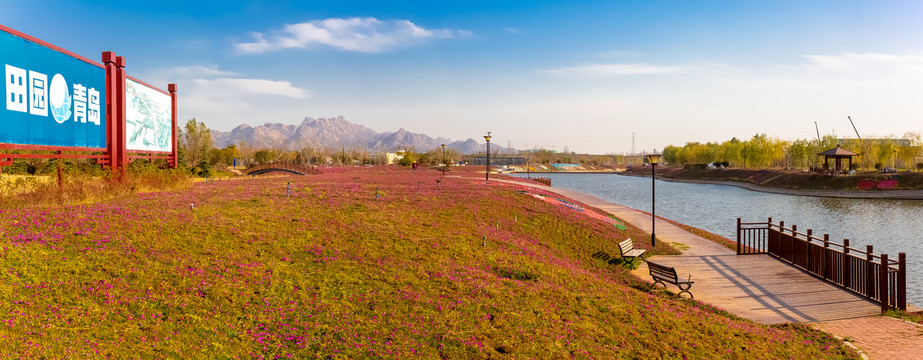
[192,78,308,99]
[141,65,310,124]
[543,63,686,76]
[799,52,923,79]
[235,17,468,53]
[160,65,238,78]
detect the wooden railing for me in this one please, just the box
[737,218,907,312]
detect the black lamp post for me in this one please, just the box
[441,144,446,176]
[647,153,662,247]
[484,132,492,181]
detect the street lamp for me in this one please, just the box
[484,132,492,181]
[646,153,662,247]
[441,144,446,176]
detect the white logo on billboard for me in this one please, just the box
[5,64,99,126]
[49,74,71,123]
[73,83,86,123]
[5,64,27,113]
[87,87,100,125]
[28,70,47,116]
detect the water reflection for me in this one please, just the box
[511,173,922,306]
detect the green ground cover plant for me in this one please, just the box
[0,167,857,358]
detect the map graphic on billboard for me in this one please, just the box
[125,79,172,152]
[1,29,107,148]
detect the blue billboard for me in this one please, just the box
[1,29,107,148]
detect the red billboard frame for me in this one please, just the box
[0,25,177,178]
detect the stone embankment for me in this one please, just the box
[621,166,923,200]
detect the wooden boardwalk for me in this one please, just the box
[495,179,895,324]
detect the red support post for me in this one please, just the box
[168,84,178,168]
[102,51,118,175]
[57,150,63,188]
[880,253,889,314]
[115,56,127,180]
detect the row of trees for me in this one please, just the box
[177,119,466,172]
[662,133,923,170]
[176,119,644,174]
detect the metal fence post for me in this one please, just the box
[865,245,874,299]
[766,217,771,253]
[843,239,850,289]
[898,252,906,310]
[823,234,830,281]
[736,218,741,255]
[880,253,889,314]
[806,229,813,273]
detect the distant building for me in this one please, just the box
[471,156,526,166]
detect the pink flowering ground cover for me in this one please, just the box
[0,166,857,359]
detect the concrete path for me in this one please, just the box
[489,177,923,359]
[812,316,923,359]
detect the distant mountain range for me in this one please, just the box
[211,116,514,154]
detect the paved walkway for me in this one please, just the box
[812,317,923,359]
[490,178,923,358]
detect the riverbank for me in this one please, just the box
[0,167,857,359]
[621,166,923,200]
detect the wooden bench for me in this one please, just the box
[647,261,694,298]
[617,239,646,269]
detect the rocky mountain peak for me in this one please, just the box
[211,116,512,154]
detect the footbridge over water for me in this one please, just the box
[241,163,319,176]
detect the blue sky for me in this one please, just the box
[3,0,923,153]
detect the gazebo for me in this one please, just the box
[817,145,859,173]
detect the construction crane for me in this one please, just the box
[847,116,866,170]
[847,116,862,140]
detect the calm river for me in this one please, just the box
[510,172,922,307]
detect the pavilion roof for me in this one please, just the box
[817,145,859,157]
